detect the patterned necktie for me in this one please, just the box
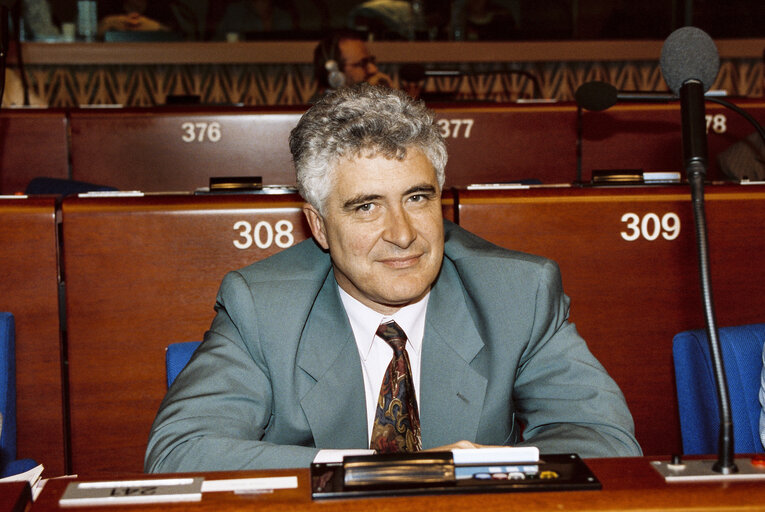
[369,320,422,453]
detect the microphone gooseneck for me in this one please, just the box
[660,26,736,475]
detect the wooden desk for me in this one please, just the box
[0,481,31,512]
[580,99,765,183]
[456,183,765,457]
[0,197,66,475]
[66,104,578,192]
[64,100,765,194]
[60,191,454,474]
[30,457,765,511]
[0,110,69,195]
[61,193,312,475]
[68,107,304,192]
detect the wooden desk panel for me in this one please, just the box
[457,184,765,457]
[66,105,580,192]
[68,107,305,192]
[435,104,578,186]
[31,457,765,511]
[0,198,66,475]
[0,481,31,512]
[0,111,70,195]
[62,192,454,475]
[62,193,312,474]
[66,101,765,194]
[581,100,765,183]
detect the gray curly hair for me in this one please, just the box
[289,83,447,213]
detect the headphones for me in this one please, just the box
[318,34,346,90]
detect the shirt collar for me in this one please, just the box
[338,286,429,360]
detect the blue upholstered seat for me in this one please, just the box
[165,341,202,388]
[0,312,38,477]
[673,323,765,455]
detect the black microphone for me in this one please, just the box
[574,81,676,112]
[659,26,737,478]
[660,26,720,178]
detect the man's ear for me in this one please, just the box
[303,203,329,250]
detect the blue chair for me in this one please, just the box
[0,313,37,477]
[165,341,201,388]
[673,323,765,455]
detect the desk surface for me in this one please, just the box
[31,457,765,511]
[0,481,31,512]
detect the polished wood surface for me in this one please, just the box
[1,100,762,195]
[20,39,765,66]
[456,184,765,456]
[0,198,66,476]
[16,100,764,195]
[68,107,304,192]
[61,193,311,475]
[0,111,69,195]
[0,481,31,512]
[30,457,765,511]
[580,100,765,182]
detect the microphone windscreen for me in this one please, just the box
[574,81,618,111]
[399,63,426,82]
[660,26,719,94]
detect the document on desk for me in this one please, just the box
[59,477,204,507]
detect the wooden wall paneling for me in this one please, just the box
[0,111,70,195]
[0,197,66,475]
[456,184,765,456]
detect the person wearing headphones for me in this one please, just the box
[312,30,393,99]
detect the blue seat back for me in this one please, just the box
[165,341,202,388]
[673,323,765,455]
[0,312,17,471]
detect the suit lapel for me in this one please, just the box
[297,271,369,449]
[420,258,488,448]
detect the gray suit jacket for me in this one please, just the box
[145,222,641,472]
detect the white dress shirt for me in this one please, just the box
[338,286,429,442]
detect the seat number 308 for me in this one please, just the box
[233,220,295,250]
[620,212,681,241]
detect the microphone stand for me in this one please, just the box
[681,80,737,475]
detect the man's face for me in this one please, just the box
[338,38,380,85]
[304,149,445,315]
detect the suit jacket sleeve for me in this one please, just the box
[511,258,642,457]
[144,270,320,473]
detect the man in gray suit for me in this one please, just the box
[145,84,641,472]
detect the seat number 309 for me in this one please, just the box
[620,212,680,241]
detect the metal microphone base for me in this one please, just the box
[651,456,765,483]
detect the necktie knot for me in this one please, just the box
[376,321,407,354]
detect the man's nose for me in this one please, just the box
[382,207,416,248]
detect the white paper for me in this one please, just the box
[201,476,298,493]
[312,449,375,464]
[451,446,540,465]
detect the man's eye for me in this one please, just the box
[409,194,428,203]
[357,203,374,212]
